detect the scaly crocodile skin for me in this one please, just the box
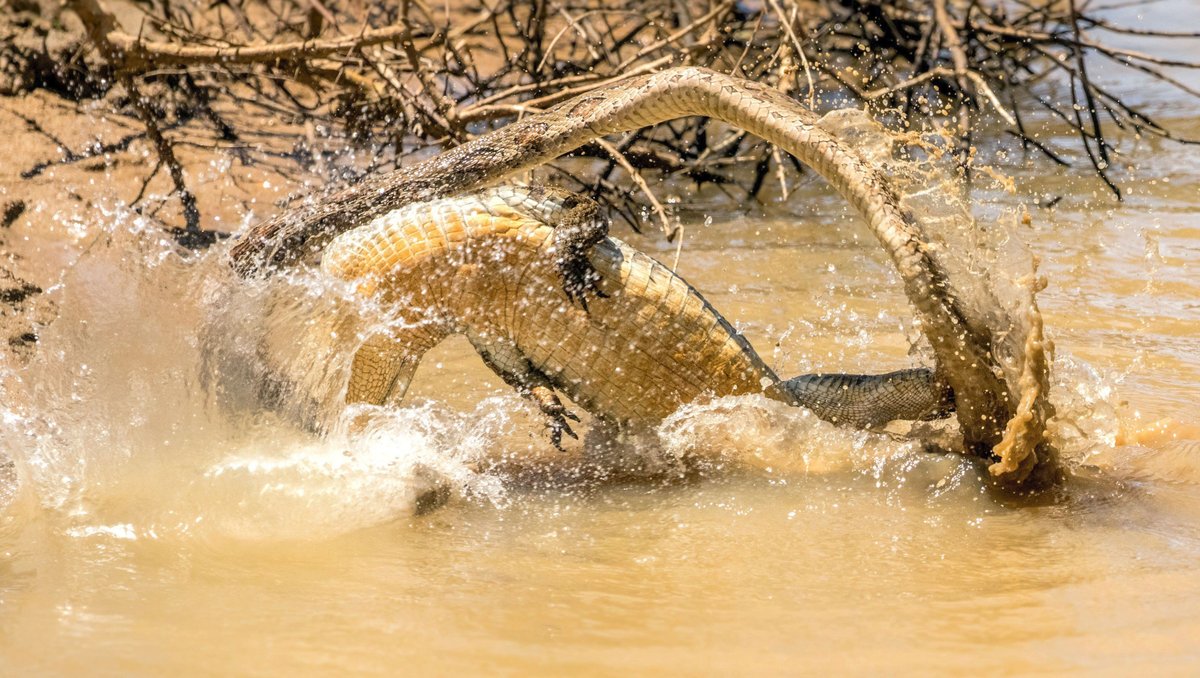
[321,186,953,437]
[233,67,1058,487]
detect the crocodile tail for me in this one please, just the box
[772,368,954,428]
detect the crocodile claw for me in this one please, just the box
[544,400,580,448]
[546,408,580,451]
[530,384,580,451]
[550,193,610,312]
[557,252,609,312]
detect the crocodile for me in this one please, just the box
[321,185,954,445]
[232,66,1060,489]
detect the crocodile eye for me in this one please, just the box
[561,195,579,209]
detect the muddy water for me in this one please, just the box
[5,58,1200,678]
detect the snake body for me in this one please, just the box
[322,186,952,437]
[232,67,1057,486]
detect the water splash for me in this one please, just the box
[820,108,1059,484]
[0,207,504,542]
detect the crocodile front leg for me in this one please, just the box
[493,185,610,310]
[468,332,580,450]
[549,193,610,310]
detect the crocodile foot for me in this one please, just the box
[551,193,610,311]
[557,251,608,311]
[529,384,580,451]
[469,335,580,449]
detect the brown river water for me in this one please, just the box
[4,13,1200,678]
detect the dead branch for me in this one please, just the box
[67,0,209,242]
[67,0,416,70]
[594,138,674,239]
[8,0,1197,238]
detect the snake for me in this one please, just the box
[228,66,1058,488]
